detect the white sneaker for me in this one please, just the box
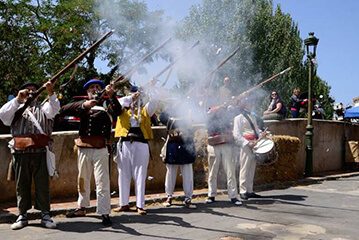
[11,215,28,230]
[41,214,57,229]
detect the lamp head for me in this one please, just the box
[304,32,319,57]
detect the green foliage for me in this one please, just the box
[0,0,163,104]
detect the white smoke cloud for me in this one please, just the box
[95,0,268,130]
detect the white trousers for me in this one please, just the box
[239,145,257,194]
[116,141,149,209]
[77,147,111,215]
[207,144,238,199]
[165,164,193,199]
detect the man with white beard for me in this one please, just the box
[63,79,121,226]
[113,85,158,215]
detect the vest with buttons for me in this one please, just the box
[114,107,153,139]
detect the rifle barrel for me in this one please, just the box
[207,46,240,88]
[153,40,200,81]
[113,37,172,85]
[237,66,293,99]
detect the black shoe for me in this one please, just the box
[66,208,86,218]
[163,197,172,207]
[247,192,262,198]
[102,214,112,227]
[239,193,248,200]
[184,198,197,209]
[205,197,215,204]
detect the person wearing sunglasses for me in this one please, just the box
[263,91,287,120]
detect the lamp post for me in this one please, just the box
[304,32,319,177]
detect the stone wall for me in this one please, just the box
[0,119,358,203]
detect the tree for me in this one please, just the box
[0,0,164,104]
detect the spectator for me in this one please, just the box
[290,88,302,118]
[263,91,286,120]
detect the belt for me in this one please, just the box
[14,148,47,154]
[121,133,147,143]
[75,136,106,148]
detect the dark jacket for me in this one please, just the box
[290,94,302,110]
[60,96,122,140]
[207,105,239,137]
[159,111,196,165]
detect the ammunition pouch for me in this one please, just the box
[13,134,50,150]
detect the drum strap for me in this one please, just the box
[241,112,259,139]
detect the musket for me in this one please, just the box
[161,66,173,87]
[236,66,293,100]
[153,40,200,83]
[59,64,79,95]
[12,30,114,124]
[40,64,78,105]
[187,46,240,100]
[207,46,240,88]
[112,37,172,87]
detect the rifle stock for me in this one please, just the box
[11,30,114,125]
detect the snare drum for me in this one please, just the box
[253,138,278,165]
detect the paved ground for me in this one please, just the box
[1,173,359,240]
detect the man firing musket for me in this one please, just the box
[0,30,113,231]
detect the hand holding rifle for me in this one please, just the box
[17,81,54,104]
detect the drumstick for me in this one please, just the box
[253,128,268,150]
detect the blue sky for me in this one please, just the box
[145,0,359,106]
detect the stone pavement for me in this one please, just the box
[1,171,359,240]
[0,188,215,224]
[1,171,359,224]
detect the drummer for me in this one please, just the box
[233,96,265,200]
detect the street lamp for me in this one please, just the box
[304,32,319,176]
